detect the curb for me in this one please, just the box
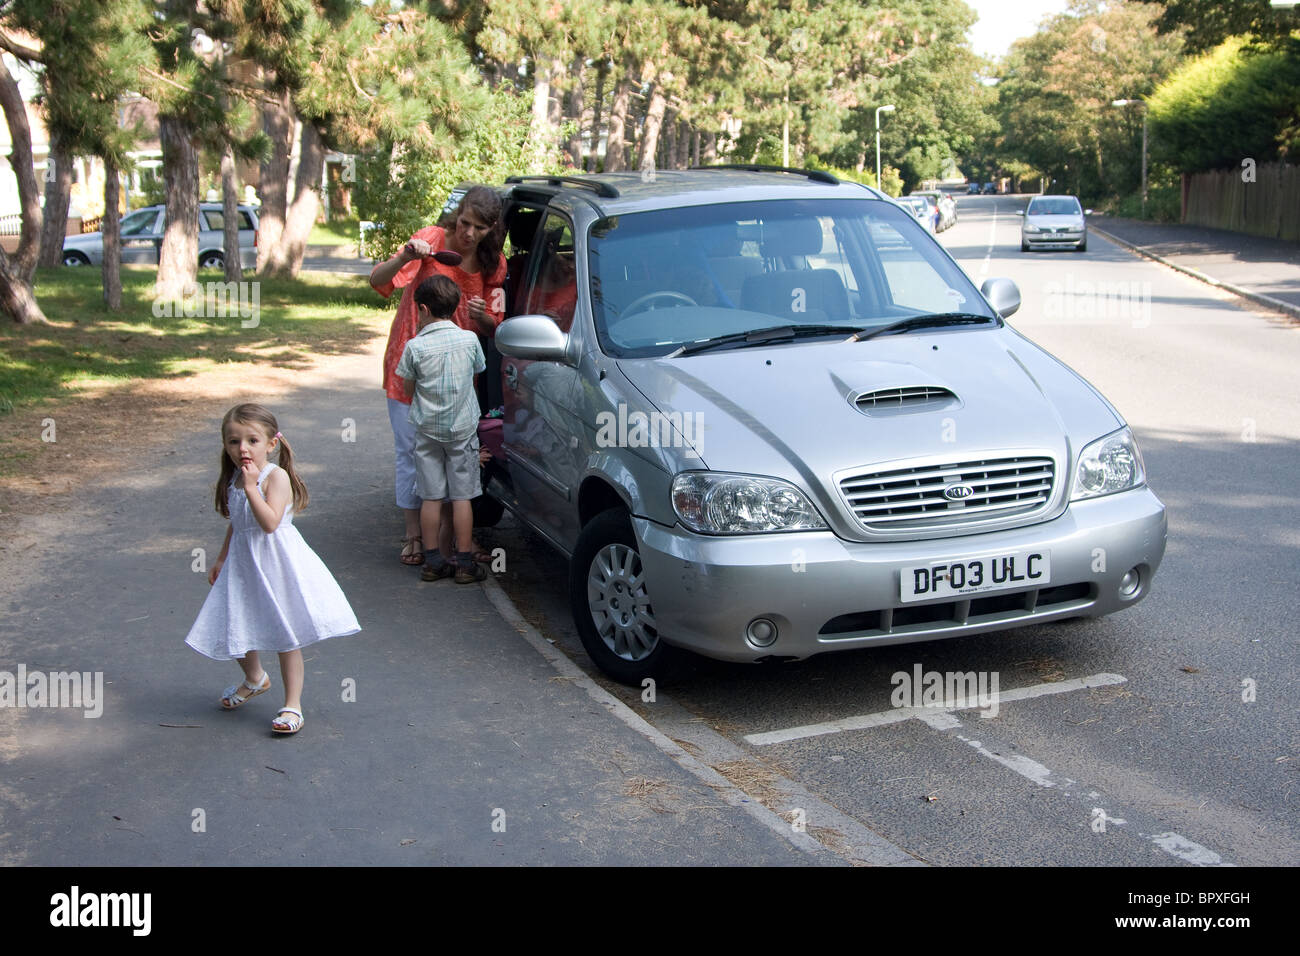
[1091,225,1300,321]
[478,575,923,866]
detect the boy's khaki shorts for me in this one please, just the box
[414,431,481,501]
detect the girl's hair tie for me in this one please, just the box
[275,431,283,440]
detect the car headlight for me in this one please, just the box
[672,472,828,534]
[1025,225,1042,233]
[1071,427,1146,500]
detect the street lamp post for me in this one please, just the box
[1112,98,1148,217]
[875,104,896,191]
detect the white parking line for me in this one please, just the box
[744,673,1128,746]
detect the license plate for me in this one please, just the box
[901,550,1050,603]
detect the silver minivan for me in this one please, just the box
[491,168,1165,684]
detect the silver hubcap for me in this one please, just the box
[587,543,657,661]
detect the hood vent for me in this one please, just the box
[855,385,957,414]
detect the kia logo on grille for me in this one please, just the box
[944,483,975,501]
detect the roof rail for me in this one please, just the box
[689,164,840,185]
[505,175,620,198]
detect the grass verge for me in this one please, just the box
[0,266,393,416]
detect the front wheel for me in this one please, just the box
[1076,238,1087,252]
[62,251,90,266]
[199,251,224,269]
[569,508,668,685]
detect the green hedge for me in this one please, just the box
[1149,36,1300,172]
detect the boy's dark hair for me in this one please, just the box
[414,274,461,319]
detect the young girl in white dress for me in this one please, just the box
[185,403,360,734]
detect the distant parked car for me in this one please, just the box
[981,182,997,195]
[967,182,980,195]
[896,195,937,234]
[1018,194,1089,252]
[61,203,259,269]
[911,190,956,230]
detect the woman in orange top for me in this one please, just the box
[370,186,506,566]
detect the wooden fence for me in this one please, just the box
[1182,162,1300,241]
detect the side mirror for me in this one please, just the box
[1015,210,1025,217]
[495,314,572,363]
[981,277,1021,319]
[1084,208,1093,216]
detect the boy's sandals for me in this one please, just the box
[399,536,424,566]
[220,672,271,709]
[421,560,455,582]
[271,707,305,734]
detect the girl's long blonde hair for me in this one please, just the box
[214,404,309,517]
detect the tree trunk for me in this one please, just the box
[676,119,691,169]
[691,128,700,167]
[102,159,121,311]
[565,57,584,168]
[0,249,46,323]
[605,72,631,172]
[662,107,676,169]
[638,84,667,174]
[529,54,556,173]
[37,136,73,269]
[156,116,200,301]
[0,59,42,281]
[257,86,294,275]
[221,144,241,283]
[703,131,717,164]
[271,121,326,279]
[588,61,607,172]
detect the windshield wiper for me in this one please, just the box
[849,312,996,342]
[667,324,865,358]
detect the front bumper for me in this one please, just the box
[1024,230,1085,248]
[634,486,1166,663]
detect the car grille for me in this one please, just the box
[839,455,1055,532]
[818,582,1094,638]
[855,386,957,412]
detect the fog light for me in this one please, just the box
[1119,568,1141,597]
[747,618,778,647]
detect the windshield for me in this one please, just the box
[1027,197,1081,216]
[588,198,992,357]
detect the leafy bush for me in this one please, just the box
[1149,36,1300,172]
[351,86,569,261]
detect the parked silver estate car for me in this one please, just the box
[61,203,259,269]
[490,167,1166,684]
[1019,194,1089,252]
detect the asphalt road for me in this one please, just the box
[487,194,1300,866]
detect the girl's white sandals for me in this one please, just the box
[220,672,271,709]
[271,707,304,734]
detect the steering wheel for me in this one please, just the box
[622,290,699,316]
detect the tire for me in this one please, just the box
[1076,238,1087,252]
[1021,241,1030,252]
[199,251,224,269]
[62,251,90,266]
[569,508,669,685]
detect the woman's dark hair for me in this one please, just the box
[455,185,504,275]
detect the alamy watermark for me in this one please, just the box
[0,665,104,717]
[152,281,261,328]
[891,664,1000,717]
[595,404,703,458]
[1043,277,1151,326]
[49,886,150,936]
